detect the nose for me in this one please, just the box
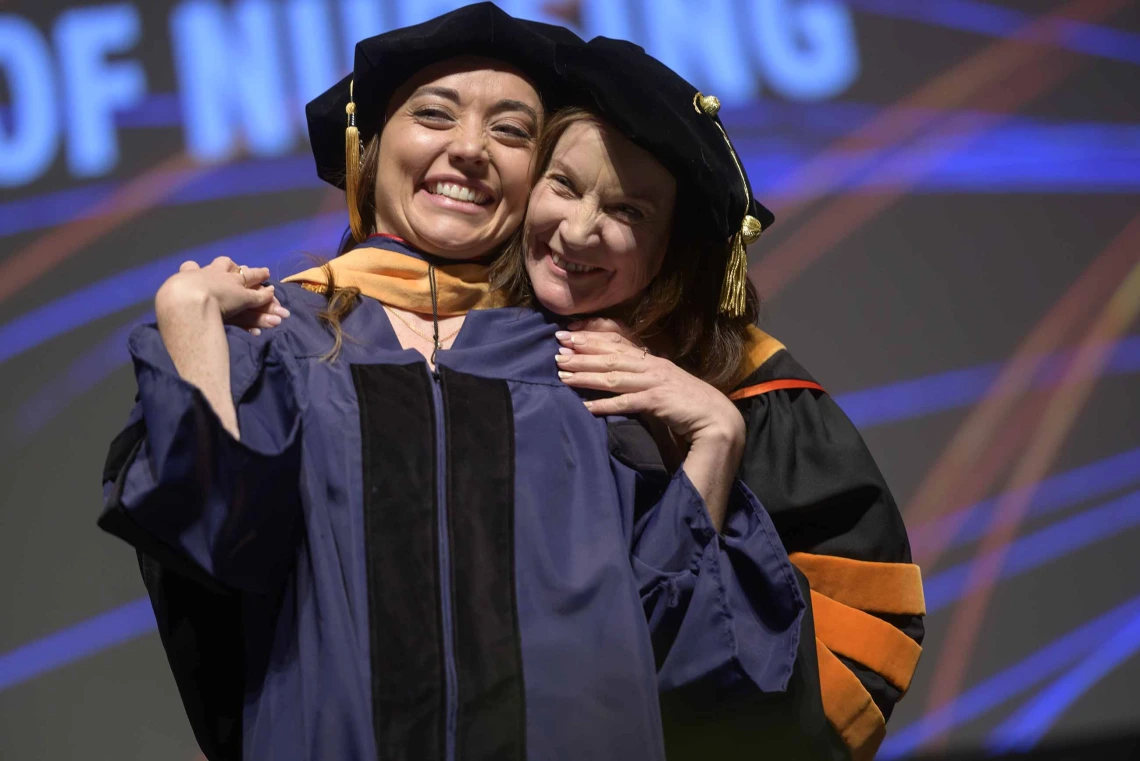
[559,203,602,251]
[447,123,489,166]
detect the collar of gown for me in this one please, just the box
[283,233,507,317]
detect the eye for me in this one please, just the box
[549,173,574,190]
[413,106,453,122]
[493,122,533,140]
[613,204,645,222]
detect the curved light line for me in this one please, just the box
[987,610,1140,753]
[8,193,350,441]
[834,336,1140,428]
[0,213,343,366]
[923,489,1140,614]
[846,0,1140,65]
[0,156,321,239]
[910,447,1140,557]
[877,594,1140,759]
[748,0,1129,295]
[922,254,1140,747]
[0,597,155,693]
[904,213,1140,561]
[0,153,207,304]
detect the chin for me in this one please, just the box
[533,282,589,316]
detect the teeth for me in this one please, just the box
[551,252,600,274]
[432,182,488,204]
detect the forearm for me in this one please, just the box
[680,428,743,532]
[156,282,240,439]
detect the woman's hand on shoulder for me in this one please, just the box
[554,318,745,457]
[155,257,289,335]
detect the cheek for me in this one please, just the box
[525,190,567,245]
[495,150,535,207]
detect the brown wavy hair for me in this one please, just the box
[312,135,382,359]
[489,107,760,390]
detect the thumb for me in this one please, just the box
[245,284,276,308]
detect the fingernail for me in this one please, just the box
[249,328,261,336]
[555,330,571,340]
[583,400,593,409]
[267,315,282,326]
[276,306,291,318]
[554,354,568,363]
[558,371,572,379]
[558,346,574,355]
[570,334,585,345]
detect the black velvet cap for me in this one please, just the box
[558,37,775,241]
[306,2,583,190]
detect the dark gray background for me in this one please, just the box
[2,1,1138,759]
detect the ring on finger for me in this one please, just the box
[641,347,650,359]
[238,265,247,286]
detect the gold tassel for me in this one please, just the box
[719,214,763,317]
[693,92,766,316]
[345,80,365,242]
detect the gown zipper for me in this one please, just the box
[428,265,459,760]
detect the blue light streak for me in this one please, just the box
[878,594,1140,759]
[0,213,342,365]
[911,447,1140,556]
[923,490,1140,614]
[0,155,319,239]
[845,0,1140,66]
[4,111,1140,240]
[0,597,155,693]
[833,336,1140,428]
[987,610,1140,753]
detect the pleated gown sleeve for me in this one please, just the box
[99,321,304,594]
[607,420,806,696]
[729,327,926,761]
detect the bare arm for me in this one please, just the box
[154,258,284,440]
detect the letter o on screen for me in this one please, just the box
[0,16,58,188]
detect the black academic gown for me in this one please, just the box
[661,328,925,761]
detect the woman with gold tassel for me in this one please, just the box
[98,5,808,760]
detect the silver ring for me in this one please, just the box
[641,347,650,359]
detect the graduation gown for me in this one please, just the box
[661,330,925,761]
[98,241,805,761]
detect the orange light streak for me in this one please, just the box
[920,234,1140,750]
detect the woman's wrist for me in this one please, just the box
[156,274,219,324]
[688,409,745,460]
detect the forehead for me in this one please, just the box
[552,120,676,202]
[391,56,541,109]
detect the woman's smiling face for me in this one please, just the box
[374,56,542,260]
[524,118,677,316]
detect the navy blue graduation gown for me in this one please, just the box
[99,250,804,760]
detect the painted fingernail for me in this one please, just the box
[276,306,291,318]
[267,315,282,326]
[570,334,586,345]
[555,330,571,340]
[558,371,572,379]
[558,346,574,355]
[554,354,568,363]
[249,328,261,336]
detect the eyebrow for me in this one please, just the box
[410,86,461,103]
[412,86,537,124]
[548,159,659,209]
[488,99,539,124]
